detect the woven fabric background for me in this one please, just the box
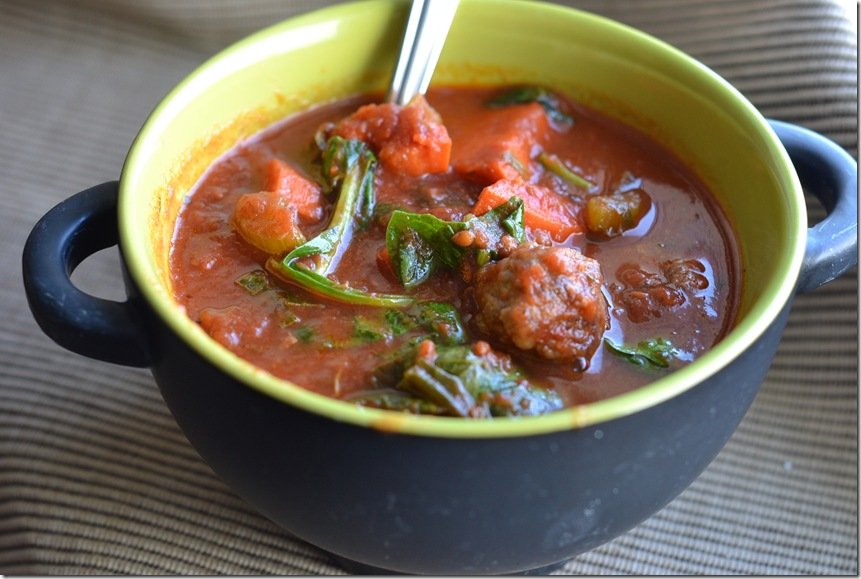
[1,0,857,574]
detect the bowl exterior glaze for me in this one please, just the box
[136,265,789,573]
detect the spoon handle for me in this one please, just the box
[387,0,458,105]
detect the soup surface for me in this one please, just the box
[171,86,740,417]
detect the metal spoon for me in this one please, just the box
[387,0,459,105]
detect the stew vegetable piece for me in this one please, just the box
[171,86,740,417]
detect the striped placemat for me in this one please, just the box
[0,0,856,574]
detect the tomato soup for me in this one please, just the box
[170,86,740,417]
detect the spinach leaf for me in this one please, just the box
[321,135,377,225]
[267,260,414,307]
[384,309,413,336]
[310,136,376,272]
[410,302,468,346]
[352,315,390,343]
[235,270,270,295]
[429,345,563,417]
[486,85,573,127]
[346,390,450,415]
[385,211,467,288]
[604,337,679,368]
[471,195,526,263]
[366,343,563,418]
[288,301,467,352]
[384,196,525,288]
[483,384,565,417]
[267,137,414,307]
[369,336,427,387]
[351,308,419,343]
[398,358,477,417]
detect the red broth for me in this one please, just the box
[170,86,740,414]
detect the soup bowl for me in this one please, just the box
[22,0,857,574]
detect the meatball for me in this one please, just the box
[471,244,608,366]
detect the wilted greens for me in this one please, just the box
[385,196,525,288]
[604,338,679,368]
[353,343,564,418]
[538,152,595,192]
[267,137,413,307]
[235,270,271,296]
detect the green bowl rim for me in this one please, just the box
[119,0,806,439]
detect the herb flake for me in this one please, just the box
[235,270,270,296]
[294,326,315,344]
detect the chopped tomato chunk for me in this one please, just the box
[449,102,550,184]
[332,95,451,176]
[473,178,582,242]
[264,159,324,224]
[232,191,307,256]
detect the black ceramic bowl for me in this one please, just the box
[22,1,857,574]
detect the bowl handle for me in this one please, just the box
[22,181,151,367]
[768,119,858,294]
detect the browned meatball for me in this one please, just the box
[471,244,608,367]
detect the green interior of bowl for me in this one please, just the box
[120,0,805,438]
